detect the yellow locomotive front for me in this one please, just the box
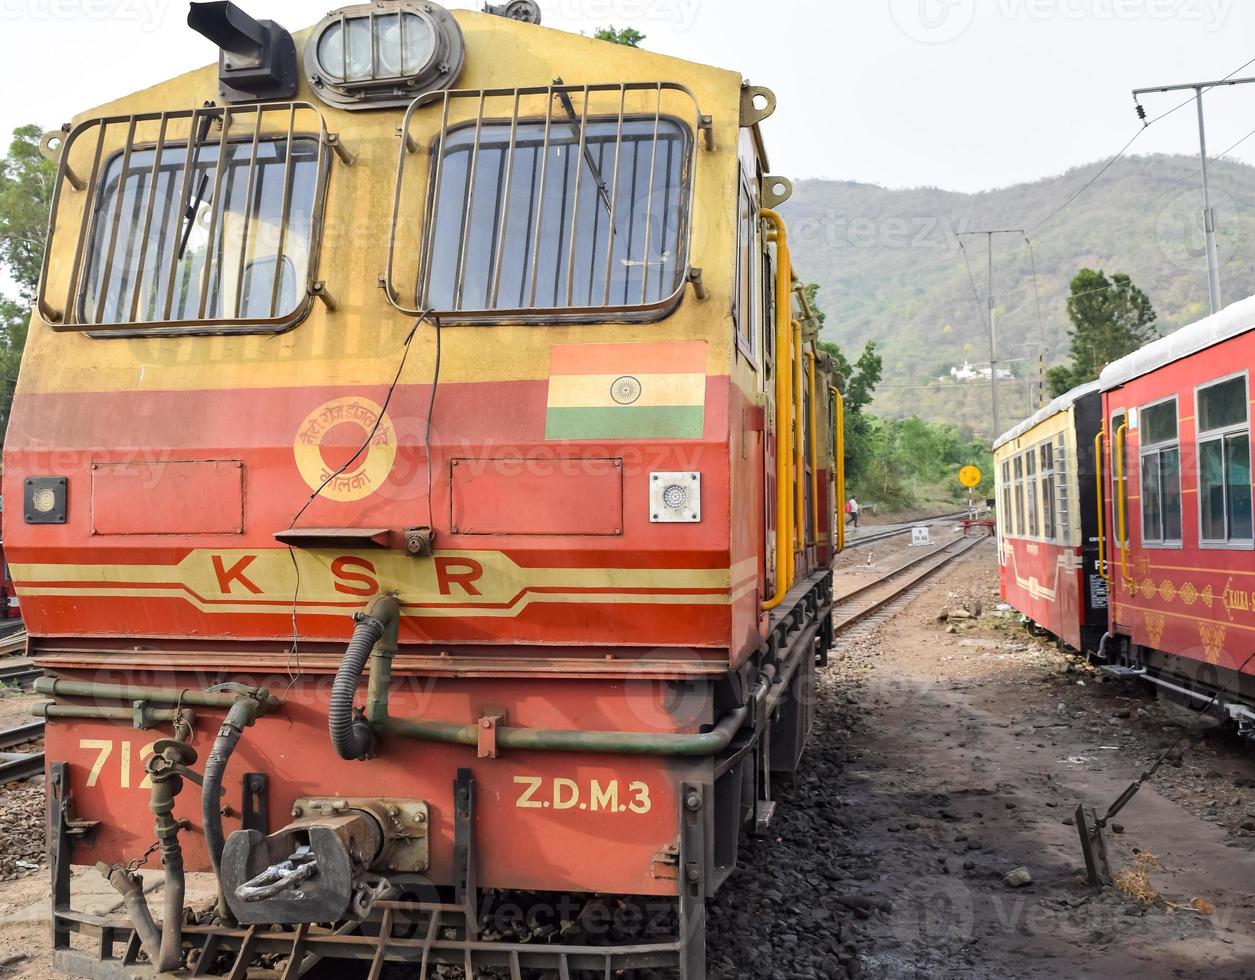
[6,2,839,976]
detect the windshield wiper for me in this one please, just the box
[177,110,217,261]
[552,78,614,218]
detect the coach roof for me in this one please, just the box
[1100,293,1255,392]
[992,380,1102,452]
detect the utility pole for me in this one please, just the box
[958,228,1024,440]
[1133,75,1255,315]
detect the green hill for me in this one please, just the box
[780,154,1255,439]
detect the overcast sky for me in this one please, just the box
[2,0,1255,193]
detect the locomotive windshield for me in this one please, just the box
[80,137,320,326]
[420,116,692,316]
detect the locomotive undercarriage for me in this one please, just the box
[42,572,833,979]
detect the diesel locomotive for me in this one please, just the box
[4,2,842,976]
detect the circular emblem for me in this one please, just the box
[294,397,397,503]
[958,465,983,489]
[610,375,643,405]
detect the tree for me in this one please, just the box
[805,283,883,486]
[593,26,645,46]
[1047,268,1156,397]
[0,124,54,436]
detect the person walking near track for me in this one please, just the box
[846,496,860,528]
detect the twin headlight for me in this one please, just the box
[305,1,467,110]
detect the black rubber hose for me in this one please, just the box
[202,699,258,879]
[329,613,386,761]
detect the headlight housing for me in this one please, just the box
[305,1,465,111]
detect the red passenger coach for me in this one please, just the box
[994,383,1108,653]
[1097,296,1255,735]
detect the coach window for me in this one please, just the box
[1026,448,1040,538]
[1000,460,1012,534]
[1013,454,1025,536]
[1040,442,1056,541]
[1139,398,1182,546]
[1197,374,1253,547]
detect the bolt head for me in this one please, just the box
[291,807,303,818]
[685,794,702,811]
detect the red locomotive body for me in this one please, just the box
[4,4,840,976]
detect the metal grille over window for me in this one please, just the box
[385,82,704,323]
[37,102,339,335]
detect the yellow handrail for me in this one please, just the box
[1094,426,1109,585]
[804,347,819,548]
[1114,421,1132,585]
[793,318,805,553]
[761,209,794,610]
[832,385,846,554]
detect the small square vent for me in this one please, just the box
[650,472,701,524]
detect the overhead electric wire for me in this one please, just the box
[1027,52,1255,234]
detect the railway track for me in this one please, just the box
[0,630,26,658]
[844,511,972,549]
[834,532,991,636]
[0,720,44,786]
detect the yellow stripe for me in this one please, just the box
[11,550,738,623]
[547,372,705,409]
[15,585,729,618]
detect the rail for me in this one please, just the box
[0,721,45,786]
[761,208,795,611]
[832,385,845,554]
[834,533,990,635]
[1115,421,1132,585]
[1094,427,1109,585]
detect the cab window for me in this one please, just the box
[421,116,691,318]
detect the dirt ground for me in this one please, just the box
[710,543,1255,979]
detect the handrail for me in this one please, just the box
[832,385,846,554]
[804,347,820,547]
[792,318,805,553]
[1115,421,1132,585]
[761,209,794,610]
[1094,426,1109,585]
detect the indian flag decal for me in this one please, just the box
[546,341,707,441]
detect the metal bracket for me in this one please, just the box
[678,781,707,980]
[310,281,338,312]
[477,710,506,759]
[699,114,715,152]
[326,133,354,166]
[687,267,710,301]
[404,526,437,558]
[454,770,479,938]
[1075,804,1112,888]
[397,124,419,154]
[761,175,793,209]
[740,85,777,127]
[242,773,269,835]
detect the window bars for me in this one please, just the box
[38,102,344,336]
[384,82,707,324]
